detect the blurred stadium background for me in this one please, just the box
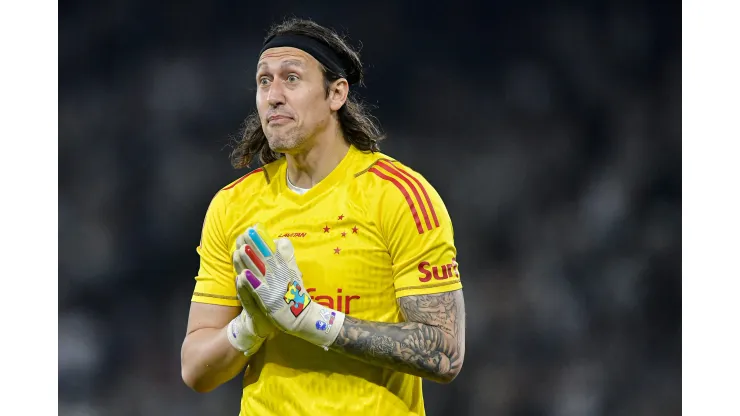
[59,1,680,415]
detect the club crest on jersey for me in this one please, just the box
[284,279,311,317]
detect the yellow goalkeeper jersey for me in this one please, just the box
[192,145,462,416]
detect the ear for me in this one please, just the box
[328,78,349,111]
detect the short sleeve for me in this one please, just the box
[372,161,462,298]
[191,190,240,307]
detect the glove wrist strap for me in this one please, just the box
[293,303,346,350]
[226,316,266,356]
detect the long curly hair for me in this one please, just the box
[230,18,385,169]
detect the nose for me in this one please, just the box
[266,81,285,107]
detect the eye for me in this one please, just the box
[258,76,270,86]
[287,74,299,83]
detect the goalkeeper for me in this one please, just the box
[180,17,465,416]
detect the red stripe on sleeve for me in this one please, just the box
[391,164,440,228]
[375,160,433,231]
[369,167,425,234]
[223,168,264,190]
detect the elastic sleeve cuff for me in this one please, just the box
[394,279,462,298]
[191,292,240,307]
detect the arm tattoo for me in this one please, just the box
[329,290,465,383]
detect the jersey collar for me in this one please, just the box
[278,145,359,206]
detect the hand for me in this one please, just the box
[235,224,346,349]
[225,233,279,356]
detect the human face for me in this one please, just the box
[255,47,332,154]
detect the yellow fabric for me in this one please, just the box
[192,145,462,416]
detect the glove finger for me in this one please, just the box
[274,237,296,264]
[238,245,266,277]
[247,225,276,259]
[236,233,246,250]
[233,249,248,275]
[238,227,270,270]
[235,273,260,312]
[238,270,273,312]
[235,274,246,304]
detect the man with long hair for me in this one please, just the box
[181,18,465,416]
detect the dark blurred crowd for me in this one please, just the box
[59,1,680,415]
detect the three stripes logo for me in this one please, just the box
[368,160,440,234]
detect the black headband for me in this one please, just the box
[259,34,360,85]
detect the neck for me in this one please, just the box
[285,125,350,188]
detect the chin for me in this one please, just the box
[267,131,306,153]
[267,137,300,153]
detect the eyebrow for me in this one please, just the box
[256,59,306,72]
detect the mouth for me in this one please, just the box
[268,115,292,123]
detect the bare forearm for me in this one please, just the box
[181,327,249,393]
[329,316,462,383]
[329,291,465,383]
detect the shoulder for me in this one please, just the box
[354,151,441,204]
[213,158,284,204]
[353,151,448,232]
[353,150,414,185]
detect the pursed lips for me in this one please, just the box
[268,115,292,122]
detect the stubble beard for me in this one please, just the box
[266,125,306,154]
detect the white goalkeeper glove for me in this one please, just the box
[236,224,345,350]
[225,238,278,356]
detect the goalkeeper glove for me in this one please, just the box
[226,238,278,355]
[236,224,346,350]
